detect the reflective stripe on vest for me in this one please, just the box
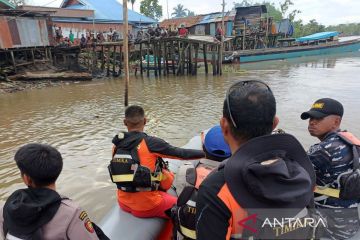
[314,186,340,198]
[112,172,164,183]
[230,233,243,239]
[180,225,196,239]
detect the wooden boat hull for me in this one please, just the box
[224,39,360,63]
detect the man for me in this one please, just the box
[69,30,74,44]
[196,80,316,240]
[301,98,360,240]
[0,144,101,240]
[80,34,87,48]
[110,105,204,220]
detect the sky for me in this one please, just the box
[27,0,360,26]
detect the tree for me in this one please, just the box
[128,0,135,10]
[9,0,25,6]
[140,0,163,20]
[187,10,195,17]
[172,4,188,18]
[233,0,252,8]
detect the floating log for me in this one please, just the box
[16,71,92,81]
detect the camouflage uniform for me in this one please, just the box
[308,131,360,240]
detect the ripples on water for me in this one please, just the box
[0,52,360,221]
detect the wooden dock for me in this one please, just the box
[79,35,223,77]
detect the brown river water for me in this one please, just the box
[0,51,360,222]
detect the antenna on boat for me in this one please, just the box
[123,0,130,106]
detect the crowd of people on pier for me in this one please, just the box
[1,80,360,240]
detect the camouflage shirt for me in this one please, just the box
[308,131,359,240]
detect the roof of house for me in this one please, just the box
[19,5,94,18]
[160,15,204,28]
[60,0,157,24]
[197,10,235,25]
[0,0,15,9]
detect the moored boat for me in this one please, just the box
[224,32,360,63]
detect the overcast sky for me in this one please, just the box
[28,0,360,26]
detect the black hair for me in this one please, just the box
[14,143,63,187]
[223,81,276,141]
[125,105,145,124]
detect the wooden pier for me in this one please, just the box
[79,35,223,77]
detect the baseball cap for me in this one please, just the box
[301,98,344,120]
[203,125,231,159]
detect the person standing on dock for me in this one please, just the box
[69,30,74,44]
[301,98,360,240]
[109,105,204,220]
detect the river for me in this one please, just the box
[0,51,360,222]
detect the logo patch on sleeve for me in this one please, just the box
[84,219,95,233]
[79,211,88,221]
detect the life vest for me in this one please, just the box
[216,163,318,240]
[314,131,360,200]
[172,159,220,239]
[108,133,167,192]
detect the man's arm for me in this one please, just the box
[146,136,205,159]
[66,208,99,240]
[308,144,332,185]
[196,183,231,240]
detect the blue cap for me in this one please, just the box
[204,125,231,158]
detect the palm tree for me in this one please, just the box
[128,0,135,10]
[187,10,195,17]
[172,4,188,18]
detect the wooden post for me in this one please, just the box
[48,48,53,64]
[10,51,16,72]
[147,42,150,77]
[242,23,246,50]
[187,43,192,75]
[212,50,216,76]
[113,45,116,76]
[101,45,105,71]
[123,0,130,106]
[265,13,269,48]
[31,49,35,65]
[217,45,221,75]
[164,41,168,76]
[171,41,175,75]
[140,42,143,76]
[118,45,122,76]
[193,44,199,75]
[157,42,162,76]
[153,43,158,77]
[220,0,225,76]
[106,46,110,76]
[203,44,208,74]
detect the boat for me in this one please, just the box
[224,32,360,64]
[99,134,202,240]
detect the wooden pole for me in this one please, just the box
[106,47,110,76]
[113,45,116,76]
[123,0,130,106]
[164,41,168,75]
[212,50,216,76]
[171,41,175,75]
[193,44,199,75]
[153,43,158,77]
[203,44,208,74]
[140,42,143,76]
[157,42,162,76]
[10,51,16,72]
[31,49,35,65]
[118,45,122,76]
[101,45,105,71]
[220,0,225,75]
[265,14,269,48]
[147,42,150,77]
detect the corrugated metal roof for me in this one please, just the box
[197,11,235,25]
[0,0,15,9]
[160,15,204,28]
[61,0,157,24]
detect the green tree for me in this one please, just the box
[233,0,252,8]
[172,4,188,18]
[9,0,25,6]
[140,0,163,20]
[128,0,135,10]
[187,10,195,17]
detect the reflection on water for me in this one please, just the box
[0,52,360,221]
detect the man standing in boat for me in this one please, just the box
[109,105,204,220]
[301,98,360,240]
[195,80,316,240]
